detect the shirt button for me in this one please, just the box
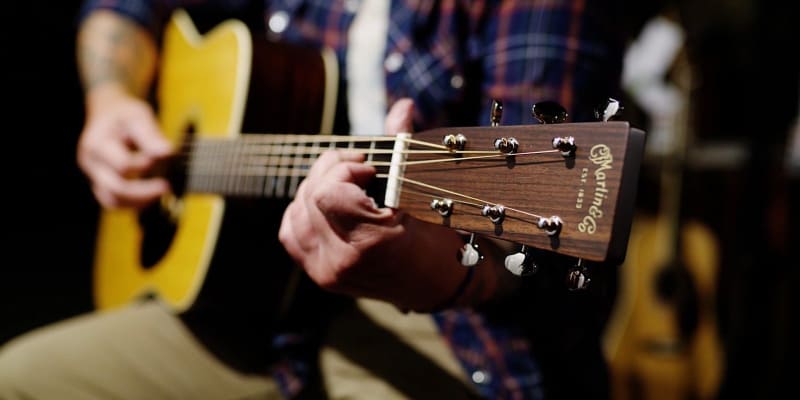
[268,11,290,34]
[384,52,404,73]
[344,0,360,13]
[471,370,491,385]
[450,74,464,89]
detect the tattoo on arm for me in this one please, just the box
[77,12,156,95]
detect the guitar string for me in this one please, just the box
[379,176,547,221]
[176,136,568,223]
[183,148,561,170]
[180,134,562,168]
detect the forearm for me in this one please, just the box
[76,10,157,110]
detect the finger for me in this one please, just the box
[309,176,397,240]
[280,197,320,255]
[385,98,415,136]
[125,103,172,157]
[307,149,365,179]
[282,191,359,290]
[278,203,312,261]
[88,137,156,178]
[92,167,170,208]
[324,159,376,189]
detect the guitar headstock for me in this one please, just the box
[392,120,645,265]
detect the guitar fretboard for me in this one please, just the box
[179,134,396,199]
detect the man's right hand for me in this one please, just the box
[77,84,172,209]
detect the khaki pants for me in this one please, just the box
[321,299,477,399]
[0,302,279,399]
[0,300,475,399]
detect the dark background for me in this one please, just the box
[3,1,97,343]
[3,1,797,399]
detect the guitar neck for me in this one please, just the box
[165,121,644,264]
[178,134,395,199]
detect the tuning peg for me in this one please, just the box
[490,99,503,127]
[504,245,538,276]
[566,259,590,291]
[458,233,483,267]
[531,101,568,124]
[594,97,623,122]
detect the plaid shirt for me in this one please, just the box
[80,1,626,398]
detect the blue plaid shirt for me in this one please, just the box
[80,1,626,398]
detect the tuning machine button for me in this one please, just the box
[595,97,623,122]
[490,99,503,127]
[566,259,590,291]
[459,233,483,267]
[504,245,538,276]
[531,101,568,124]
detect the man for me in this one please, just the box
[0,1,628,398]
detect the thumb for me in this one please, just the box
[385,98,415,136]
[128,107,172,157]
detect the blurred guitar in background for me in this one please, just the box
[602,14,724,400]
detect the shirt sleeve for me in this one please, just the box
[78,0,258,40]
[78,0,166,35]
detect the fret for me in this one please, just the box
[275,140,291,198]
[200,140,216,194]
[185,139,200,193]
[238,137,257,196]
[230,140,239,195]
[214,140,226,195]
[250,140,269,197]
[367,139,376,164]
[221,141,232,196]
[263,136,281,197]
[237,140,251,196]
[288,138,306,198]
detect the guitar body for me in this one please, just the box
[94,10,337,311]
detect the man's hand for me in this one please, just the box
[77,85,172,209]
[279,98,502,311]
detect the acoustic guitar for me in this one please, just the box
[602,42,724,400]
[93,9,646,312]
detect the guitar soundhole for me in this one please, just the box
[655,263,700,339]
[138,124,194,269]
[139,203,178,269]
